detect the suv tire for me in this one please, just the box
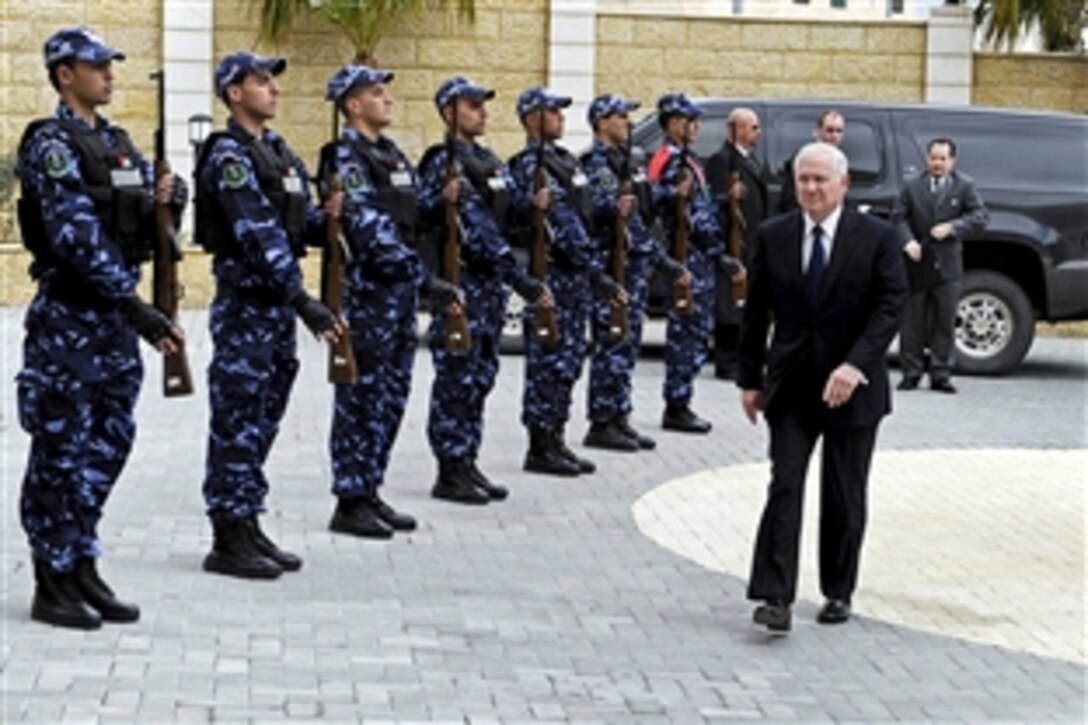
[955,270,1035,376]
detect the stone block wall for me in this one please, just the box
[973,53,1088,114]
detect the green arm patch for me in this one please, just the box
[220,160,250,190]
[42,141,76,179]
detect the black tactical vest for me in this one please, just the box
[606,146,655,224]
[17,118,153,272]
[351,137,417,243]
[543,147,593,228]
[195,128,309,257]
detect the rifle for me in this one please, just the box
[149,70,194,397]
[529,108,559,346]
[441,100,472,352]
[726,169,747,306]
[607,124,632,342]
[672,126,695,315]
[321,104,358,385]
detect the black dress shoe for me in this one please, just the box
[433,458,492,504]
[752,600,791,633]
[896,377,920,391]
[246,517,303,571]
[816,598,852,624]
[204,513,283,579]
[75,558,140,622]
[466,460,509,501]
[31,561,102,630]
[930,379,957,394]
[366,493,417,532]
[329,496,394,539]
[616,416,656,450]
[583,420,640,452]
[662,404,712,434]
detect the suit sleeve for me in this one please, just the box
[952,178,989,238]
[844,225,909,372]
[778,157,796,213]
[736,225,772,391]
[889,182,915,244]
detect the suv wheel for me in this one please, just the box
[955,270,1035,376]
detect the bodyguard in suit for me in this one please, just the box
[738,142,907,634]
[891,138,988,393]
[706,107,768,379]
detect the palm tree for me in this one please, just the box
[974,0,1085,52]
[254,0,475,64]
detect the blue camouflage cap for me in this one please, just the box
[587,94,640,126]
[516,86,572,119]
[326,63,394,102]
[434,75,495,111]
[43,28,125,69]
[656,92,703,120]
[215,52,287,98]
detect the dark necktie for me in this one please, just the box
[807,225,826,304]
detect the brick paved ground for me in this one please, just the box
[0,308,1084,723]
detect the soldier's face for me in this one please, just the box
[796,152,849,222]
[926,143,955,178]
[60,60,113,106]
[356,83,395,128]
[598,113,628,145]
[455,99,487,137]
[543,108,564,140]
[232,71,279,121]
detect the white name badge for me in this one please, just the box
[633,170,648,183]
[282,175,303,194]
[571,171,588,187]
[488,176,507,192]
[110,168,143,188]
[390,169,413,188]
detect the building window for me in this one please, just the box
[793,0,810,4]
[890,0,904,12]
[830,0,846,7]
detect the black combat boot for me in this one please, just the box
[74,557,140,623]
[365,492,418,531]
[583,419,640,452]
[329,495,395,538]
[203,513,283,579]
[523,427,581,477]
[554,427,596,474]
[662,402,712,434]
[432,458,491,505]
[467,457,509,501]
[616,415,656,450]
[246,516,302,572]
[31,560,102,630]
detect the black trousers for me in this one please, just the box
[900,280,959,382]
[747,406,879,604]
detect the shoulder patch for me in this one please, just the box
[42,141,75,178]
[220,160,249,189]
[597,168,618,190]
[342,163,369,196]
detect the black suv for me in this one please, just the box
[631,99,1088,375]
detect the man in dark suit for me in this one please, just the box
[706,107,768,379]
[778,110,845,213]
[738,142,907,634]
[891,138,988,393]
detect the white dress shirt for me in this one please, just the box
[802,205,843,274]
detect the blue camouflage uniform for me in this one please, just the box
[509,129,596,430]
[320,67,428,499]
[199,58,323,519]
[648,97,727,407]
[418,113,536,462]
[16,99,152,573]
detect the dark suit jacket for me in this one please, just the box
[705,141,768,252]
[738,207,908,429]
[890,170,988,286]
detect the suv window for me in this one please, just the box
[901,113,1087,190]
[766,111,885,183]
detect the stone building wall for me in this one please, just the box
[973,53,1088,114]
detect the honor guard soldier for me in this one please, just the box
[648,92,742,434]
[320,64,461,537]
[580,94,690,452]
[508,87,626,477]
[16,27,187,628]
[196,53,344,579]
[418,76,553,504]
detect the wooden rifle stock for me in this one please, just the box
[672,153,695,315]
[150,70,193,397]
[608,182,631,343]
[442,131,471,352]
[530,139,559,346]
[322,170,358,385]
[726,170,747,306]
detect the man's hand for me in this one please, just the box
[676,175,692,200]
[822,363,866,409]
[124,297,183,353]
[741,389,762,425]
[904,240,922,262]
[155,172,177,205]
[291,291,344,343]
[323,189,343,219]
[731,265,747,284]
[533,187,551,211]
[930,222,954,241]
[616,193,636,219]
[442,177,460,205]
[536,286,555,309]
[728,178,745,202]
